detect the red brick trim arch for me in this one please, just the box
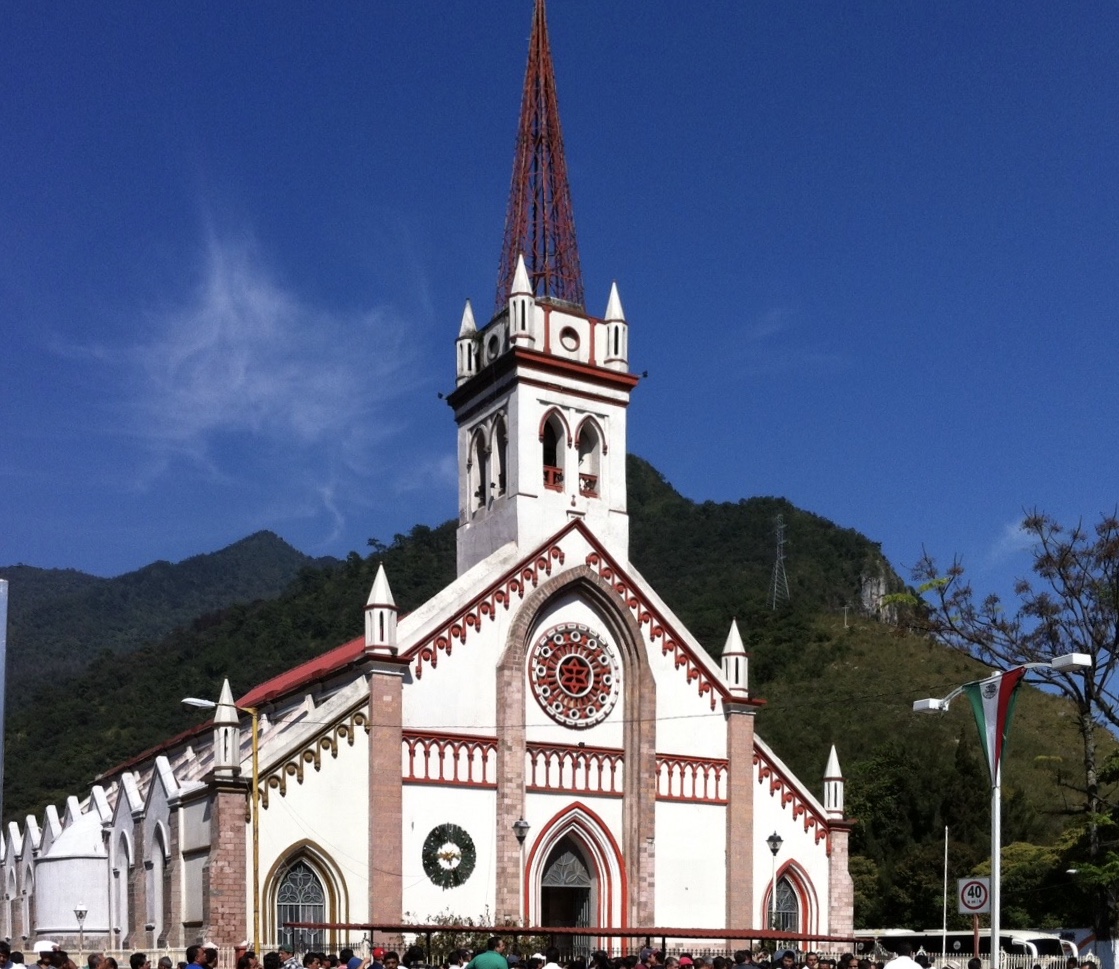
[495,564,656,926]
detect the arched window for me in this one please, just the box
[542,414,565,491]
[469,430,489,513]
[492,417,508,497]
[277,861,326,953]
[576,422,601,498]
[774,876,799,932]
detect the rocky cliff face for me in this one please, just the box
[860,567,899,623]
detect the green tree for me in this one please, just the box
[914,511,1119,943]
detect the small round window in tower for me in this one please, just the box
[487,334,501,361]
[528,622,620,728]
[559,327,580,352]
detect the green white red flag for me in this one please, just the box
[963,667,1028,785]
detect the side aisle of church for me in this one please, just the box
[0,0,854,953]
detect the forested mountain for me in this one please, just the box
[1,457,1097,928]
[0,531,335,698]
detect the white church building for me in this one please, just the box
[0,0,854,955]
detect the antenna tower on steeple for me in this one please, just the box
[495,0,585,313]
[770,513,791,610]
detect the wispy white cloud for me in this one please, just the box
[736,305,847,375]
[55,224,435,555]
[127,229,410,454]
[987,517,1035,564]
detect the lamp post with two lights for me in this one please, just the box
[912,653,1091,969]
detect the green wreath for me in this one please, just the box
[422,823,476,889]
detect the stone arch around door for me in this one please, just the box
[524,801,626,930]
[495,565,656,925]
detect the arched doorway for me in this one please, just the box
[541,836,594,955]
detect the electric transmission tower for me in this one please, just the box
[770,514,791,610]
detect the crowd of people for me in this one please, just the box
[0,939,1095,969]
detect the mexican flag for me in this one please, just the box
[963,667,1028,786]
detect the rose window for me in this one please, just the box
[529,622,620,728]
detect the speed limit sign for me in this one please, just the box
[958,877,991,914]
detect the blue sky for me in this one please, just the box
[2,3,1117,609]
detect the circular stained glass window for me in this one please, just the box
[529,622,620,728]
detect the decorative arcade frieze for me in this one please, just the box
[656,754,728,804]
[402,731,498,787]
[526,741,624,796]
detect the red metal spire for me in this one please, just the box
[495,0,585,313]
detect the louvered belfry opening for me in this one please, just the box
[495,0,585,312]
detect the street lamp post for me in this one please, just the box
[766,831,783,931]
[74,904,87,959]
[513,818,531,922]
[184,695,261,954]
[913,653,1090,969]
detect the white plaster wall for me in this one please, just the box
[35,857,108,934]
[401,787,496,922]
[643,638,726,762]
[401,604,513,734]
[183,854,205,925]
[180,799,210,853]
[259,725,370,926]
[751,750,830,934]
[654,801,725,928]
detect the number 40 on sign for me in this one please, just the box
[958,877,991,915]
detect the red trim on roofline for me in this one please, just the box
[237,635,366,709]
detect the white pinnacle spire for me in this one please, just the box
[720,619,748,696]
[604,281,626,322]
[721,619,746,658]
[458,299,477,338]
[511,252,532,296]
[825,744,842,779]
[214,678,238,725]
[365,564,398,652]
[824,744,845,818]
[366,564,396,608]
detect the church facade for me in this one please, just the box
[1,1,854,954]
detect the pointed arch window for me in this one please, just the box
[277,861,326,953]
[469,429,489,513]
[774,876,800,932]
[542,414,565,491]
[492,416,508,497]
[576,422,601,498]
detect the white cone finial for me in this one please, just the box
[511,253,532,296]
[604,281,626,322]
[458,300,477,338]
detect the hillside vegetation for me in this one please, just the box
[0,531,332,698]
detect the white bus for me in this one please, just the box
[853,929,1077,961]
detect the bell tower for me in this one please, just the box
[448,0,638,577]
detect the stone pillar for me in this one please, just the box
[623,667,656,928]
[129,819,148,948]
[203,779,249,945]
[495,647,527,923]
[166,806,183,947]
[368,660,405,943]
[724,697,761,937]
[827,821,855,935]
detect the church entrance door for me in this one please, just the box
[540,836,595,956]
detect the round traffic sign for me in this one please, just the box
[959,879,990,912]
